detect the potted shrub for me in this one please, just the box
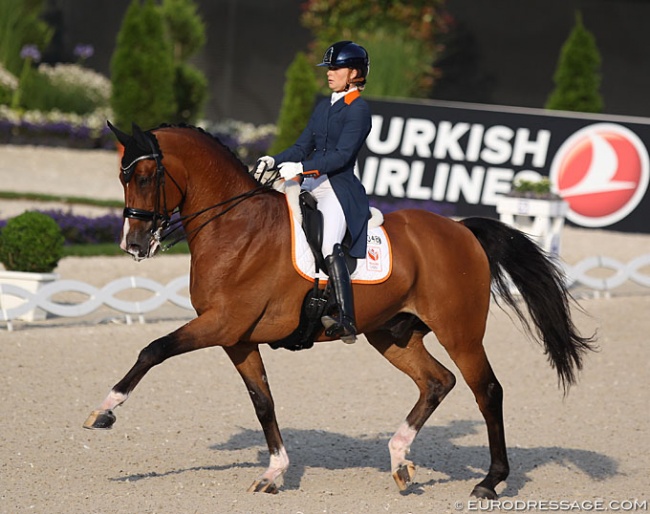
[496,178,568,257]
[507,177,557,198]
[0,211,64,321]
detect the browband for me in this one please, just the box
[121,153,159,182]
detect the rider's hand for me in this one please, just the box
[255,155,275,175]
[278,161,303,180]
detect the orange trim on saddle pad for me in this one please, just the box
[285,195,393,285]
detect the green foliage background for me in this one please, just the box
[18,69,105,114]
[110,0,176,129]
[266,1,450,154]
[0,0,52,75]
[546,12,603,113]
[301,0,449,99]
[269,52,318,154]
[160,0,208,124]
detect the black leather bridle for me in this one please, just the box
[119,134,182,245]
[120,132,280,250]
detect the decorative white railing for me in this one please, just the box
[564,254,650,291]
[1,254,649,330]
[0,275,192,331]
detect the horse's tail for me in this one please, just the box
[460,216,596,393]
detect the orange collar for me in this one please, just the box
[344,89,361,105]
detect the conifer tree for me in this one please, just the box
[269,52,318,154]
[110,0,176,129]
[546,11,603,113]
[160,0,207,124]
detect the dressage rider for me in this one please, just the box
[255,41,372,343]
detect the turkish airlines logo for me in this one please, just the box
[550,123,649,227]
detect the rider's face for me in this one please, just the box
[327,67,358,93]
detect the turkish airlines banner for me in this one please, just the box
[358,98,650,233]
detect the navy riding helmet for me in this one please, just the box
[317,41,370,78]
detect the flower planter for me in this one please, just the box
[496,196,569,257]
[0,270,59,321]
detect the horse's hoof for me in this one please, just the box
[392,461,416,491]
[83,409,116,430]
[247,478,279,494]
[471,485,498,500]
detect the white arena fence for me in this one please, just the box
[1,275,191,331]
[1,254,649,330]
[565,254,650,292]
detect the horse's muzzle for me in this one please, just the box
[120,218,161,261]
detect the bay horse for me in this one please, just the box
[83,122,594,499]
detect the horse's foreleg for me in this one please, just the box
[83,317,215,430]
[223,343,288,494]
[366,329,456,491]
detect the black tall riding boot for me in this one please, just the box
[321,244,357,344]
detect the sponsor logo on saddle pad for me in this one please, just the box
[288,206,392,284]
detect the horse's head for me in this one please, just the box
[108,121,183,261]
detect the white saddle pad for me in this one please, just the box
[285,196,392,284]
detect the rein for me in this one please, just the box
[122,146,281,250]
[161,178,277,249]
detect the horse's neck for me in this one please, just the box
[176,146,248,212]
[180,163,288,254]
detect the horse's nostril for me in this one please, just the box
[127,243,144,256]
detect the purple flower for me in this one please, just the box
[37,210,123,245]
[73,44,94,60]
[20,44,41,62]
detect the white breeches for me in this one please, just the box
[302,175,347,257]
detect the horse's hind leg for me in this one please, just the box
[366,327,457,491]
[445,342,509,499]
[223,343,288,494]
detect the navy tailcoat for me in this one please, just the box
[273,91,372,259]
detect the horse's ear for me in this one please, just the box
[107,120,132,147]
[131,122,152,150]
